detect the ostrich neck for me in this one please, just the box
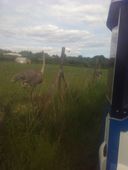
[41,54,45,74]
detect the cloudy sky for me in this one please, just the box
[0,0,112,57]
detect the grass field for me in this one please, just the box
[0,61,108,170]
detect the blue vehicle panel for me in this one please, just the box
[107,118,128,170]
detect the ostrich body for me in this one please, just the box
[14,70,43,87]
[12,52,45,87]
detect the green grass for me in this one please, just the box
[0,61,107,170]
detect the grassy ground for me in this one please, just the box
[0,61,107,170]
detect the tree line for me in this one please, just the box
[0,49,110,68]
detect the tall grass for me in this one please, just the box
[0,62,107,170]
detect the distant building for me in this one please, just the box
[4,52,22,57]
[3,52,22,60]
[3,52,31,63]
[15,57,31,64]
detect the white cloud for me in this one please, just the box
[50,3,107,24]
[0,24,91,43]
[0,0,111,57]
[52,4,105,14]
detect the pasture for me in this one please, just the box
[0,61,107,170]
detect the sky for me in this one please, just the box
[0,0,112,57]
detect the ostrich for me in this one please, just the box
[12,51,46,87]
